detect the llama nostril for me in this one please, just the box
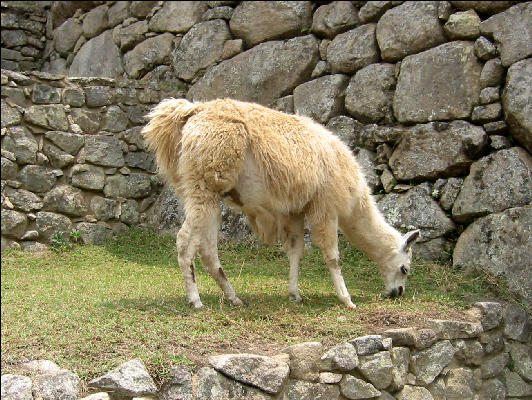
[398,286,403,296]
[389,288,398,298]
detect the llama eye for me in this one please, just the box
[400,265,408,275]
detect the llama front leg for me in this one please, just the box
[176,221,203,308]
[283,213,305,303]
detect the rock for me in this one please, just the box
[503,368,532,397]
[149,2,207,33]
[120,126,146,150]
[43,185,88,217]
[32,369,80,400]
[480,87,500,104]
[481,352,510,379]
[119,20,148,51]
[359,1,393,23]
[327,24,379,74]
[378,185,455,241]
[79,393,110,400]
[35,211,72,241]
[319,372,343,384]
[84,86,114,108]
[507,342,532,381]
[339,375,381,399]
[451,1,514,14]
[474,36,497,61]
[345,63,395,124]
[284,380,340,400]
[353,124,404,151]
[77,222,113,245]
[158,365,193,400]
[410,340,457,385]
[1,157,18,180]
[320,342,358,372]
[326,115,362,145]
[293,74,349,124]
[1,102,22,128]
[396,385,433,400]
[1,29,27,47]
[32,84,61,104]
[389,121,486,181]
[230,1,312,46]
[3,126,38,165]
[24,105,69,131]
[120,200,139,225]
[377,1,445,62]
[502,58,532,153]
[103,174,151,199]
[1,209,27,239]
[350,335,384,356]
[203,6,233,21]
[188,35,318,106]
[283,342,323,382]
[357,351,393,389]
[443,10,481,40]
[173,20,231,82]
[54,17,82,54]
[108,1,129,27]
[1,374,33,400]
[480,378,506,400]
[69,109,100,135]
[196,367,271,400]
[17,165,57,193]
[69,31,124,78]
[130,1,156,18]
[427,319,483,339]
[394,41,482,123]
[144,184,185,235]
[43,142,75,168]
[125,152,156,173]
[439,177,463,211]
[480,2,532,66]
[221,38,243,59]
[88,359,157,397]
[480,58,503,88]
[124,33,174,79]
[503,304,531,343]
[84,135,125,168]
[83,5,109,39]
[470,301,503,331]
[390,347,410,391]
[452,148,532,222]
[90,196,119,221]
[484,121,508,136]
[311,1,359,38]
[471,103,502,123]
[490,135,512,150]
[4,187,43,212]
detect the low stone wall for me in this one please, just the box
[2,301,531,399]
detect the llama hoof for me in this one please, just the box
[289,294,303,303]
[189,299,204,309]
[345,301,357,310]
[231,298,248,307]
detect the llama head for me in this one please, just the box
[381,230,420,298]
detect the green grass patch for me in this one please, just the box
[1,229,519,385]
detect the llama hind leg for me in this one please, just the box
[312,217,356,309]
[282,213,305,303]
[176,219,204,308]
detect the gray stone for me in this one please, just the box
[32,84,61,104]
[439,177,463,211]
[62,87,85,107]
[353,124,404,151]
[1,102,22,127]
[484,121,508,136]
[327,24,379,74]
[311,1,359,38]
[470,301,503,331]
[120,200,139,226]
[394,42,482,123]
[293,74,349,124]
[452,148,532,222]
[196,367,271,400]
[326,115,361,145]
[188,35,318,106]
[124,104,150,125]
[502,58,532,153]
[451,1,515,14]
[71,164,105,191]
[44,131,84,155]
[283,342,323,382]
[24,105,69,131]
[310,60,329,79]
[84,86,114,107]
[1,374,33,400]
[284,380,340,400]
[377,1,445,62]
[124,33,174,79]
[480,87,500,104]
[390,347,410,391]
[149,2,207,33]
[480,58,503,88]
[410,340,457,385]
[35,211,73,242]
[69,31,124,78]
[230,1,312,46]
[221,38,243,60]
[340,375,381,399]
[270,95,294,114]
[144,184,185,235]
[378,185,455,241]
[472,103,502,123]
[120,126,146,150]
[396,385,433,400]
[119,20,148,52]
[1,209,27,239]
[88,359,157,397]
[319,372,343,384]
[85,135,125,168]
[350,335,384,355]
[43,185,88,217]
[389,121,487,181]
[490,135,512,150]
[102,106,129,133]
[130,1,156,18]
[2,29,28,47]
[3,126,38,165]
[108,1,129,27]
[444,10,481,40]
[480,2,532,67]
[90,196,119,221]
[173,20,231,82]
[358,351,393,390]
[345,63,395,124]
[83,5,109,39]
[480,378,506,400]
[43,142,75,168]
[507,342,532,381]
[354,148,380,192]
[208,353,288,394]
[32,369,80,400]
[359,1,393,23]
[77,222,113,245]
[320,342,358,372]
[1,157,18,180]
[481,352,510,379]
[453,340,484,366]
[503,368,532,397]
[475,36,497,61]
[103,174,151,199]
[203,6,233,21]
[158,365,193,400]
[125,152,156,173]
[427,319,483,340]
[503,304,531,343]
[18,165,57,193]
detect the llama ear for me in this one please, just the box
[402,230,420,252]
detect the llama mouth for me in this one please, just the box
[388,286,404,298]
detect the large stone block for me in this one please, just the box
[84,135,125,168]
[71,164,105,191]
[35,211,73,242]
[24,105,69,131]
[1,209,27,239]
[69,31,124,78]
[311,1,359,38]
[103,174,151,199]
[410,340,457,385]
[327,24,379,74]
[17,165,58,193]
[43,185,88,217]
[196,367,271,400]
[393,41,482,123]
[124,33,174,79]
[2,126,38,165]
[148,1,207,33]
[188,35,318,106]
[454,206,532,304]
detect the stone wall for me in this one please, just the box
[1,1,532,303]
[2,301,531,399]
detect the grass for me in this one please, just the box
[1,228,519,387]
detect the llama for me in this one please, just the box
[142,98,419,309]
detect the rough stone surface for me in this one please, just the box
[359,1,393,23]
[390,347,410,391]
[34,211,72,241]
[394,41,482,123]
[1,209,27,239]
[43,185,88,217]
[284,380,341,400]
[480,378,506,400]
[503,368,532,397]
[149,2,207,33]
[410,340,457,385]
[196,367,271,400]
[17,165,57,193]
[54,18,83,55]
[507,341,532,381]
[326,115,361,145]
[311,1,359,38]
[284,342,323,382]
[3,187,43,212]
[340,375,381,399]
[124,33,174,79]
[69,31,123,78]
[358,351,393,389]
[470,301,503,331]
[427,319,483,340]
[24,105,69,131]
[481,352,510,379]
[327,24,379,74]
[1,374,33,400]
[439,177,463,211]
[103,174,151,199]
[444,10,481,40]
[350,335,384,356]
[320,342,358,372]
[480,58,504,88]
[77,222,113,245]
[3,126,38,165]
[43,142,75,168]
[504,303,531,344]
[396,385,433,400]
[158,365,193,400]
[32,369,80,400]
[84,135,125,168]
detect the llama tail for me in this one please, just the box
[142,98,199,183]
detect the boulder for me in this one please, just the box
[353,124,404,151]
[358,1,393,23]
[196,367,271,400]
[124,33,174,79]
[339,375,381,399]
[69,30,123,78]
[17,165,57,193]
[470,301,503,331]
[77,222,113,245]
[389,121,487,181]
[130,1,156,18]
[3,126,38,165]
[1,102,22,127]
[345,63,395,124]
[503,304,531,343]
[158,365,193,400]
[311,1,359,38]
[396,385,434,400]
[82,5,109,39]
[475,36,498,61]
[480,2,532,66]
[101,106,129,133]
[84,135,125,168]
[70,109,100,134]
[35,211,73,241]
[357,351,393,389]
[507,341,532,381]
[480,58,504,88]
[32,84,61,104]
[188,35,318,106]
[451,1,514,14]
[203,6,233,21]
[502,58,532,153]
[1,209,27,239]
[454,206,532,304]
[103,174,151,199]
[119,200,139,226]
[148,1,207,33]
[390,347,410,391]
[125,152,156,173]
[293,74,349,124]
[503,368,532,397]
[327,24,379,74]
[3,187,43,212]
[376,1,445,62]
[24,105,69,131]
[32,369,80,400]
[54,17,82,55]
[42,142,75,168]
[43,185,88,217]
[144,184,185,235]
[119,20,148,52]
[427,319,483,340]
[90,196,119,221]
[284,380,341,400]
[350,335,384,355]
[208,353,288,394]
[480,379,506,400]
[283,342,323,381]
[1,374,33,400]
[325,115,362,145]
[394,41,482,123]
[481,352,510,379]
[443,10,481,40]
[452,147,532,222]
[173,19,231,82]
[410,340,457,385]
[320,342,358,372]
[229,1,313,46]
[1,157,18,180]
[84,86,114,107]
